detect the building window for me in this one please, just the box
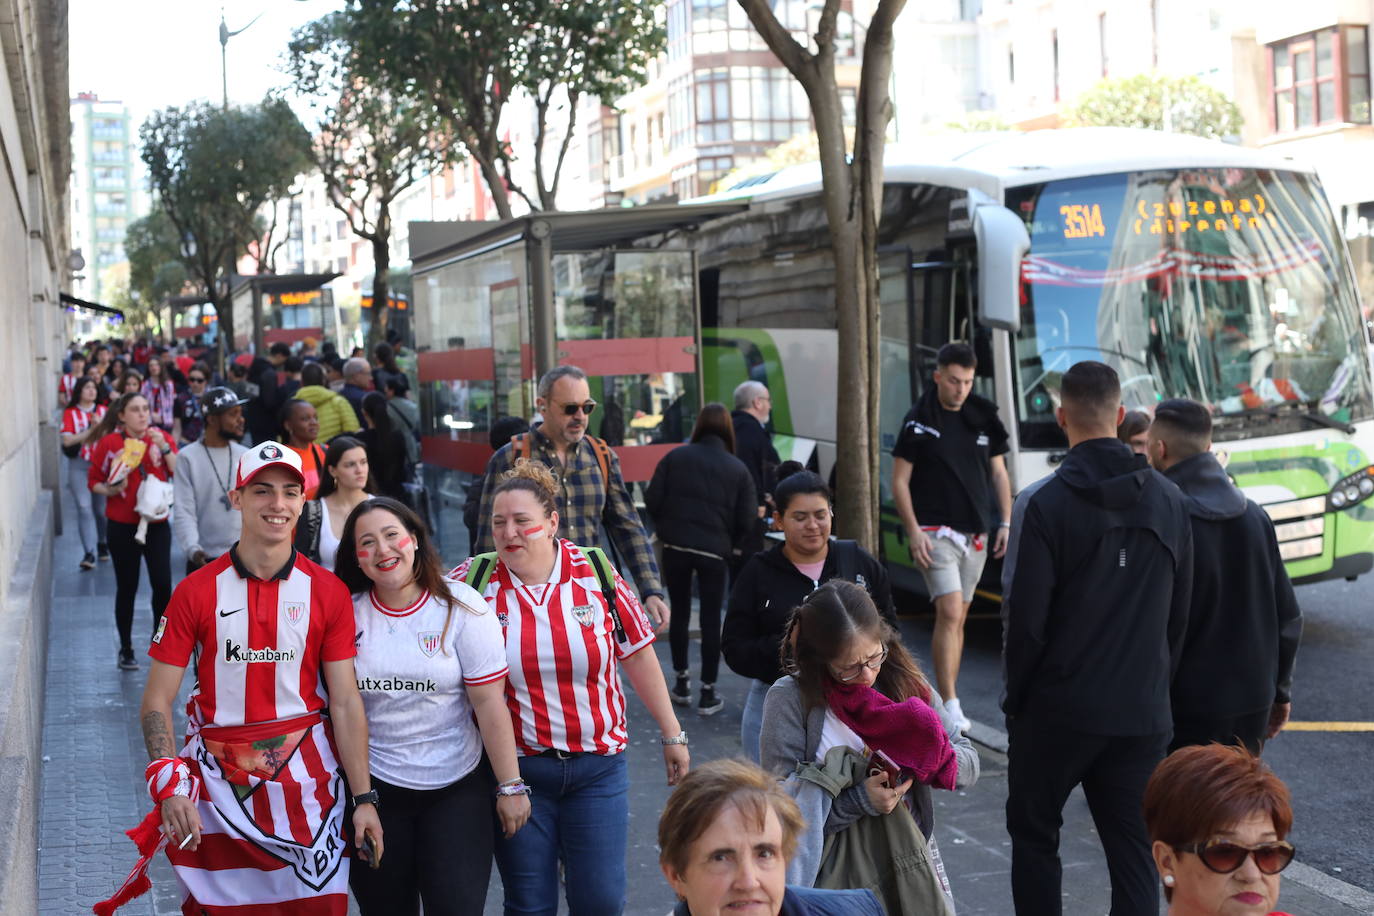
[696,68,731,143]
[1008,47,1015,84]
[1270,25,1372,132]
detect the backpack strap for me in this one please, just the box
[586,435,613,497]
[463,552,501,594]
[580,545,626,644]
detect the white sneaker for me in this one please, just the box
[944,697,971,732]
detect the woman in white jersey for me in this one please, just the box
[451,460,689,915]
[334,496,530,916]
[297,436,373,570]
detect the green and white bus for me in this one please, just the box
[690,128,1374,589]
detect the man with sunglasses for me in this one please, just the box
[1146,399,1302,755]
[472,365,669,629]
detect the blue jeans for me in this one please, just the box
[740,678,772,764]
[495,752,628,915]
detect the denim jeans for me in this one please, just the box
[739,678,772,764]
[65,456,106,554]
[495,751,628,916]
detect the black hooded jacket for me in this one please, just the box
[1001,438,1193,735]
[645,434,757,559]
[1164,452,1302,717]
[722,540,897,685]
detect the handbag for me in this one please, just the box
[133,476,175,545]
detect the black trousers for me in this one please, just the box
[1006,715,1168,916]
[1170,707,1270,756]
[106,519,172,653]
[662,547,728,684]
[349,766,495,916]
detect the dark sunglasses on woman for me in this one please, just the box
[1176,839,1296,875]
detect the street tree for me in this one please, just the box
[140,99,312,362]
[1069,72,1243,139]
[125,209,188,311]
[736,0,908,550]
[287,10,463,348]
[344,0,664,218]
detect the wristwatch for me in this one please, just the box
[660,730,689,746]
[351,789,380,807]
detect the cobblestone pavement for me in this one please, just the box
[38,492,1363,914]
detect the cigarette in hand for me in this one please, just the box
[179,833,194,850]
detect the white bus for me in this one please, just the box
[690,127,1374,591]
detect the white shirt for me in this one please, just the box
[816,708,865,760]
[318,499,341,571]
[352,582,508,790]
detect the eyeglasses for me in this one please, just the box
[829,646,889,682]
[188,376,207,384]
[554,400,597,417]
[1175,840,1295,875]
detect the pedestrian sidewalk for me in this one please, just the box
[34,493,1366,913]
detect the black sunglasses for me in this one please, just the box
[554,400,597,417]
[1176,840,1295,875]
[188,376,207,383]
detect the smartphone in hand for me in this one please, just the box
[359,834,381,869]
[867,749,907,786]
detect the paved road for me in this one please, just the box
[37,489,1371,914]
[941,573,1374,902]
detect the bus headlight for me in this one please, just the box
[1327,466,1374,512]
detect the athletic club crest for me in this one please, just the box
[418,631,442,658]
[283,601,306,625]
[496,611,509,627]
[571,604,595,628]
[260,443,283,460]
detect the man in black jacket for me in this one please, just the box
[1147,398,1302,753]
[1001,361,1193,916]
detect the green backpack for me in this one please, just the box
[463,545,627,643]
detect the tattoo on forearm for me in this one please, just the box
[142,711,175,759]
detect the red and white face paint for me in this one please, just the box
[352,509,418,591]
[491,490,557,561]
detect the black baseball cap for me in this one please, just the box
[201,386,250,416]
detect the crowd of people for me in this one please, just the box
[59,332,1307,916]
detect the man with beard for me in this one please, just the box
[173,387,250,575]
[470,365,669,630]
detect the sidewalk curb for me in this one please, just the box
[0,491,54,916]
[963,717,1374,910]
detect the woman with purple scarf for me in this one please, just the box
[760,581,979,911]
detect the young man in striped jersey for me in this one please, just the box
[112,442,382,915]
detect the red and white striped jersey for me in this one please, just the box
[150,548,356,730]
[61,404,106,462]
[450,539,655,756]
[59,372,79,404]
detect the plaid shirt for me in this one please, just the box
[473,427,664,599]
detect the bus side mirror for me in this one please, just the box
[974,204,1029,333]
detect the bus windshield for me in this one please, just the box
[1008,168,1374,447]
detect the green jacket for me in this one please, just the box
[794,746,954,916]
[296,384,359,444]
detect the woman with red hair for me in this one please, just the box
[1144,743,1296,916]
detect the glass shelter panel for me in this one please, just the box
[552,250,700,446]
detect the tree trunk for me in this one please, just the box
[367,234,391,353]
[473,150,514,220]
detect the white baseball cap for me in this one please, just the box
[234,441,306,490]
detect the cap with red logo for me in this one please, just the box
[234,442,305,490]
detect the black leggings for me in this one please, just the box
[106,519,172,652]
[663,547,728,684]
[349,766,495,916]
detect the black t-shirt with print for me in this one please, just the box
[892,392,1009,533]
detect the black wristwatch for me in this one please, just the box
[351,789,380,808]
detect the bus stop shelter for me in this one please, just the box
[408,202,747,481]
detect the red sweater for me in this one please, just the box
[87,430,177,524]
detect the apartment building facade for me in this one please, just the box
[69,93,136,301]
